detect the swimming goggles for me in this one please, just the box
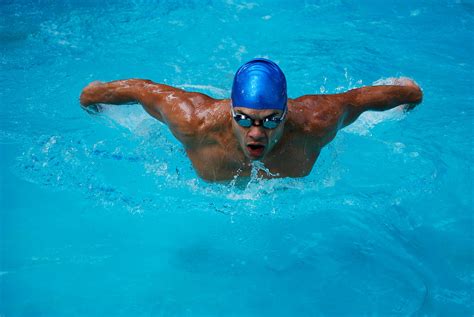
[231,107,287,129]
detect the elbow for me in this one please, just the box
[411,86,423,105]
[79,90,91,106]
[416,87,423,104]
[402,85,423,111]
[406,80,423,104]
[80,81,105,106]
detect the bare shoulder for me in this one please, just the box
[191,98,230,131]
[168,96,230,148]
[288,94,347,134]
[138,82,227,146]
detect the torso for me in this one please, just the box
[187,129,321,181]
[180,96,344,181]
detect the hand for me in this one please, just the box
[80,81,104,106]
[397,78,422,111]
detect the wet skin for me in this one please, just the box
[80,79,422,181]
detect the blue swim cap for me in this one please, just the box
[231,58,287,111]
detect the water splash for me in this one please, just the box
[342,77,414,136]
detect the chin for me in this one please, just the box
[248,155,263,161]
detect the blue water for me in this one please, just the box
[1,0,473,316]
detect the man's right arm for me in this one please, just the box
[80,79,188,122]
[80,79,214,144]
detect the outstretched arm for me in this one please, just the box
[79,79,214,143]
[341,78,423,127]
[80,79,198,122]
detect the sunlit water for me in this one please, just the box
[1,1,473,316]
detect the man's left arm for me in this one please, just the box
[340,78,423,127]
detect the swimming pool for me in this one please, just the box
[1,0,473,315]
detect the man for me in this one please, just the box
[80,58,422,181]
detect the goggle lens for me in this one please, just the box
[262,120,278,129]
[236,117,253,128]
[232,109,286,130]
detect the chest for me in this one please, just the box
[187,138,320,181]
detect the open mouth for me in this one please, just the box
[246,144,265,158]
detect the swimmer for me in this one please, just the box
[80,58,422,181]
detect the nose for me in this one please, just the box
[247,125,266,141]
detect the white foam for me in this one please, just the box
[226,0,258,11]
[42,135,59,153]
[347,111,406,137]
[235,45,248,61]
[178,84,228,98]
[373,76,418,86]
[343,77,413,136]
[344,107,406,136]
[99,104,155,135]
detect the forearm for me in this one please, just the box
[350,81,423,112]
[79,79,152,106]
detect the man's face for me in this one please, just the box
[231,107,286,161]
